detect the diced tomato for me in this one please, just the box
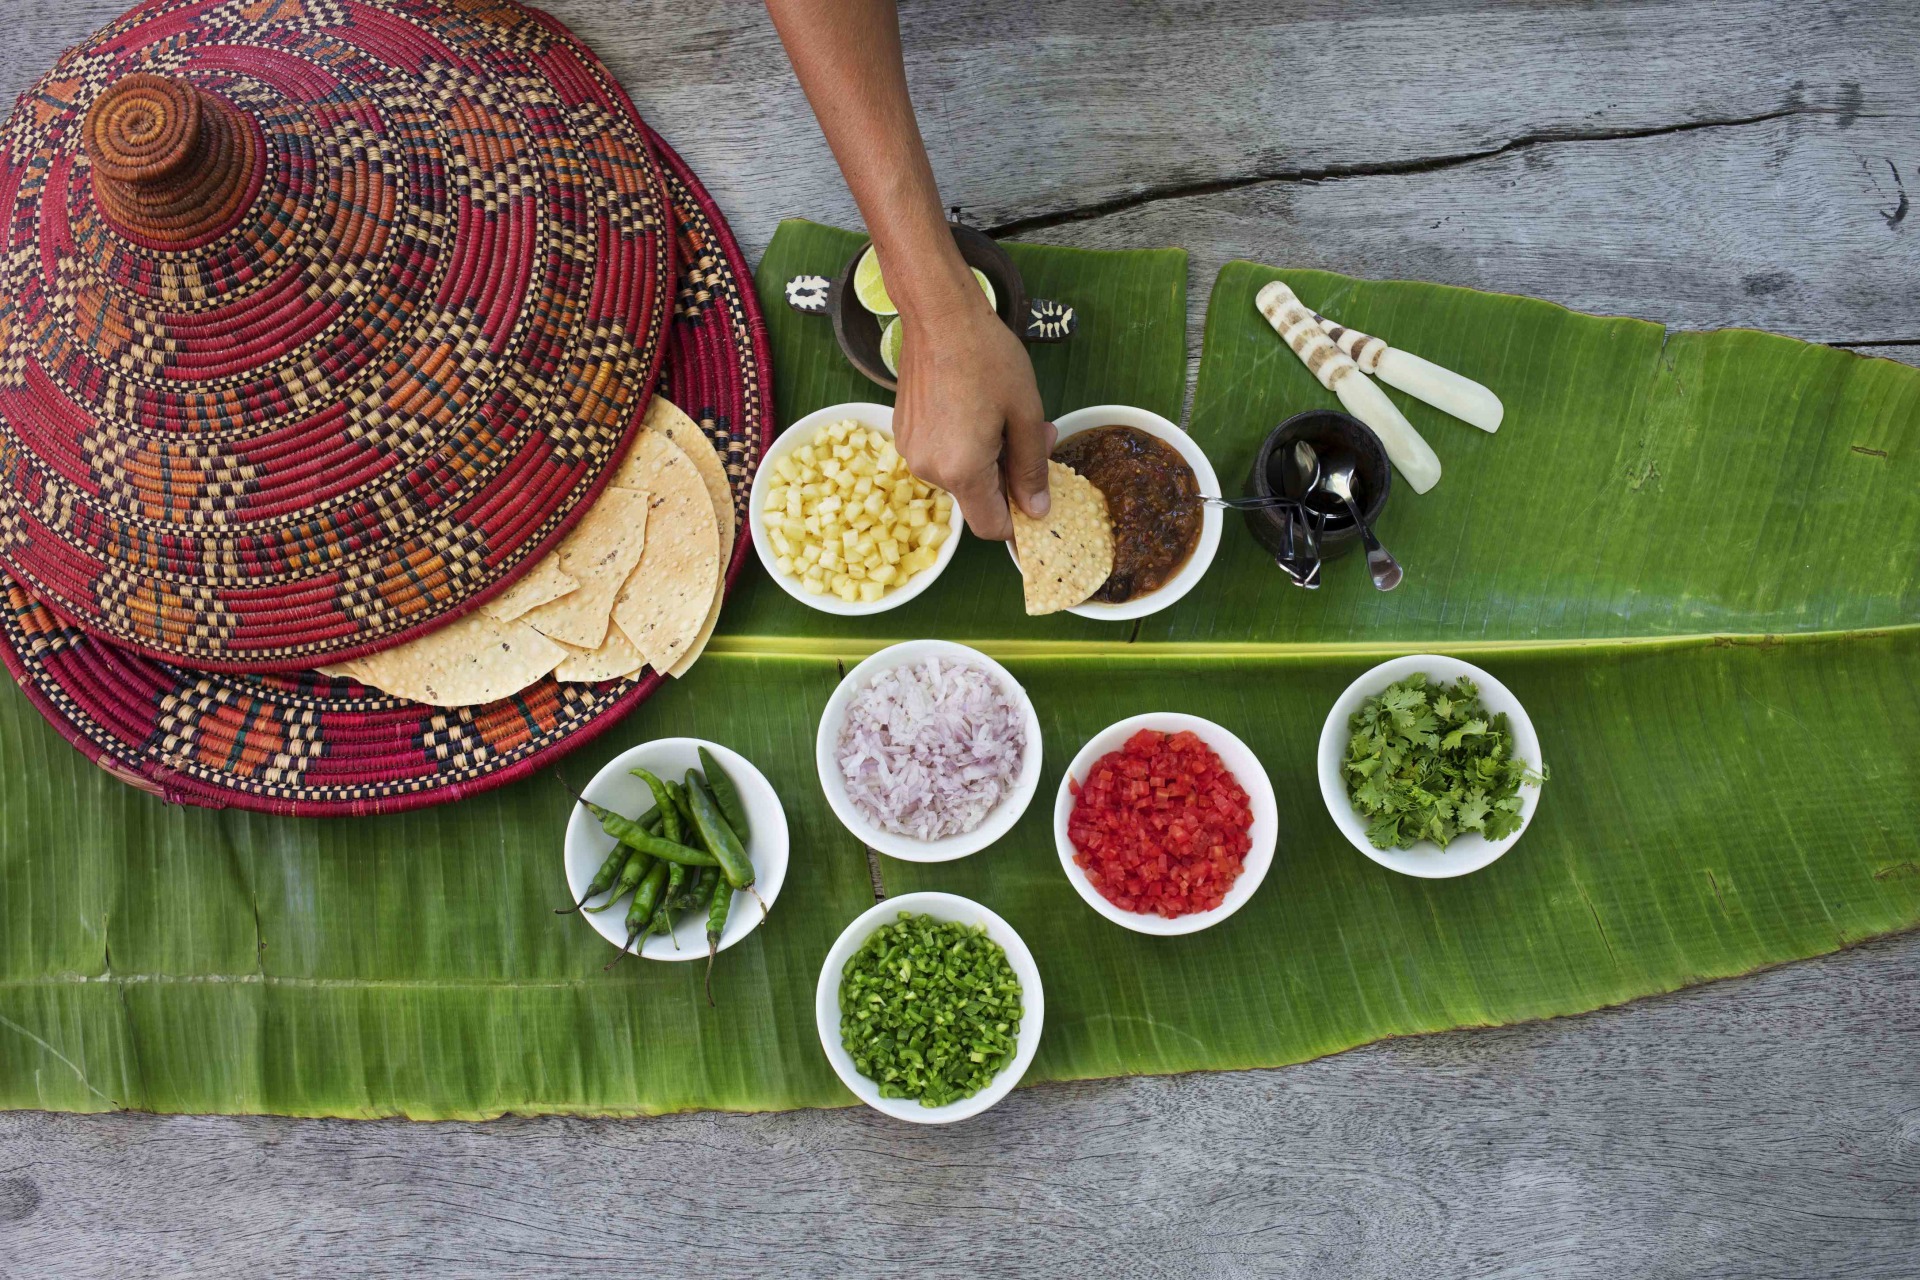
[1066,729,1253,918]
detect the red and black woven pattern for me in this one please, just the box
[0,123,769,816]
[0,0,676,670]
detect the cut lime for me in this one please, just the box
[879,316,904,377]
[853,246,897,315]
[972,267,996,312]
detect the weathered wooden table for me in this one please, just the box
[3,2,1917,1274]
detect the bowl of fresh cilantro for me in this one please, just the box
[1318,655,1547,878]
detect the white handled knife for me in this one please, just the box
[1311,311,1504,433]
[1255,280,1442,494]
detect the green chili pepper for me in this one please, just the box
[577,798,718,867]
[654,862,687,951]
[674,866,716,913]
[605,862,672,970]
[623,829,721,868]
[630,767,680,844]
[667,780,699,839]
[584,846,653,914]
[558,809,663,913]
[698,747,750,844]
[703,873,732,1006]
[685,772,754,890]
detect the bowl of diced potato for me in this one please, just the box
[749,403,962,614]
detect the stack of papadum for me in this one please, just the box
[1010,459,1113,615]
[320,398,735,707]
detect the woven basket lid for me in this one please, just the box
[0,122,770,816]
[0,0,676,671]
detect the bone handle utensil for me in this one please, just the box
[1255,281,1442,494]
[1312,311,1504,433]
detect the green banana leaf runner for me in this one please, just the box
[2,226,1915,1117]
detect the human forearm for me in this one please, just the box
[763,0,975,319]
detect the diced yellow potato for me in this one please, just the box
[771,419,958,597]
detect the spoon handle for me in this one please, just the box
[1340,497,1403,592]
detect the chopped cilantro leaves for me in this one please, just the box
[1342,673,1546,851]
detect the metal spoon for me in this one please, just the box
[1315,454,1403,591]
[1290,442,1325,580]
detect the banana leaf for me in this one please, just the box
[2,233,1916,1118]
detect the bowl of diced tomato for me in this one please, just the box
[1053,713,1278,936]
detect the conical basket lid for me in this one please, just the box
[0,121,770,816]
[0,0,675,670]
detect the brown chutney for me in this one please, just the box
[1051,425,1201,603]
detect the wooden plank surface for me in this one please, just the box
[3,0,1918,1274]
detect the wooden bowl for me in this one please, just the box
[782,224,1076,390]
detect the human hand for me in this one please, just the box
[892,300,1053,541]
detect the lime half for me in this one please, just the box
[853,246,897,315]
[879,316,904,377]
[972,267,997,312]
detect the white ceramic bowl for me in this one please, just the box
[748,402,966,616]
[1006,403,1223,621]
[1053,713,1278,935]
[1317,655,1545,879]
[817,639,1043,862]
[564,738,789,960]
[815,891,1044,1123]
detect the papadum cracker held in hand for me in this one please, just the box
[1012,460,1114,615]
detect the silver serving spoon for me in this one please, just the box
[1315,454,1402,591]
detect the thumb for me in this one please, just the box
[1005,417,1057,520]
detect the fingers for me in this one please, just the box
[950,464,1012,541]
[1004,416,1056,520]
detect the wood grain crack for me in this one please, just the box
[987,105,1870,237]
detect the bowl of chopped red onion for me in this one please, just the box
[1054,712,1278,935]
[817,639,1044,862]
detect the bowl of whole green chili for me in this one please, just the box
[816,892,1044,1123]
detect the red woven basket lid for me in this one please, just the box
[0,123,770,816]
[0,0,676,671]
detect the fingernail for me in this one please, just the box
[1027,491,1050,517]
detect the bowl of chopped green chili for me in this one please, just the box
[1318,655,1547,879]
[815,892,1044,1123]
